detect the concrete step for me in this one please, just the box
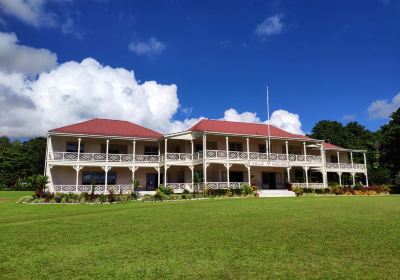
[257,189,296,198]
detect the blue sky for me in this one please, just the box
[0,0,399,137]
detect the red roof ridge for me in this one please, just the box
[187,118,315,140]
[50,118,162,139]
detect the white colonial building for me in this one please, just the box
[45,118,368,196]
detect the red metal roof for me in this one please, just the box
[50,118,162,139]
[323,143,345,150]
[188,119,315,140]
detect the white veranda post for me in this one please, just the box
[77,138,81,161]
[246,138,250,160]
[247,165,251,185]
[225,164,230,188]
[304,166,309,188]
[164,139,168,185]
[225,137,229,159]
[105,140,109,189]
[203,134,207,186]
[320,144,327,188]
[285,140,289,162]
[364,153,369,187]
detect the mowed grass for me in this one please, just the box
[1,192,399,279]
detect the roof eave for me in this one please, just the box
[48,131,161,141]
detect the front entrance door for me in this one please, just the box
[146,173,158,191]
[230,171,244,182]
[262,172,276,189]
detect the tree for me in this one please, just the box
[309,120,347,147]
[379,108,400,179]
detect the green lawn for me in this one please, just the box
[1,192,399,279]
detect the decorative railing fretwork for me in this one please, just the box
[291,183,325,189]
[53,184,133,194]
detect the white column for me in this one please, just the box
[77,138,81,161]
[266,139,269,160]
[287,167,291,183]
[105,167,109,190]
[285,140,289,162]
[304,167,309,188]
[75,165,79,189]
[226,137,229,159]
[320,144,327,188]
[132,140,136,164]
[246,138,250,160]
[164,139,168,185]
[303,142,307,158]
[106,139,109,162]
[364,152,369,187]
[157,167,160,188]
[191,140,194,158]
[337,151,340,166]
[225,164,230,187]
[338,172,342,186]
[352,172,356,186]
[203,134,207,185]
[247,165,251,185]
[350,152,354,169]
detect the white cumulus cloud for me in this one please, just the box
[268,109,303,135]
[0,0,56,28]
[0,57,200,137]
[255,14,284,37]
[222,108,304,135]
[128,37,166,56]
[368,92,400,120]
[0,32,57,76]
[223,108,261,123]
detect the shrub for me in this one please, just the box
[99,194,108,204]
[292,187,303,196]
[18,195,34,203]
[241,183,254,196]
[158,185,174,195]
[154,189,165,200]
[182,189,190,194]
[54,195,62,203]
[108,189,115,203]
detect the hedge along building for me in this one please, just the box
[45,118,368,197]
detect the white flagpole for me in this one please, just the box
[267,85,271,153]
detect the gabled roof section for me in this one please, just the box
[323,143,344,150]
[49,118,162,139]
[187,119,316,141]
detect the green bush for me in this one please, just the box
[154,189,166,200]
[292,187,303,196]
[18,195,34,203]
[241,184,254,196]
[54,195,62,203]
[158,185,174,195]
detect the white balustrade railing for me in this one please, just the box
[49,152,159,163]
[291,183,325,189]
[165,183,193,192]
[164,153,192,161]
[326,162,366,170]
[135,154,160,162]
[53,184,133,194]
[205,182,247,189]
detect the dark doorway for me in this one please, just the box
[230,171,244,182]
[262,172,276,189]
[146,173,158,191]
